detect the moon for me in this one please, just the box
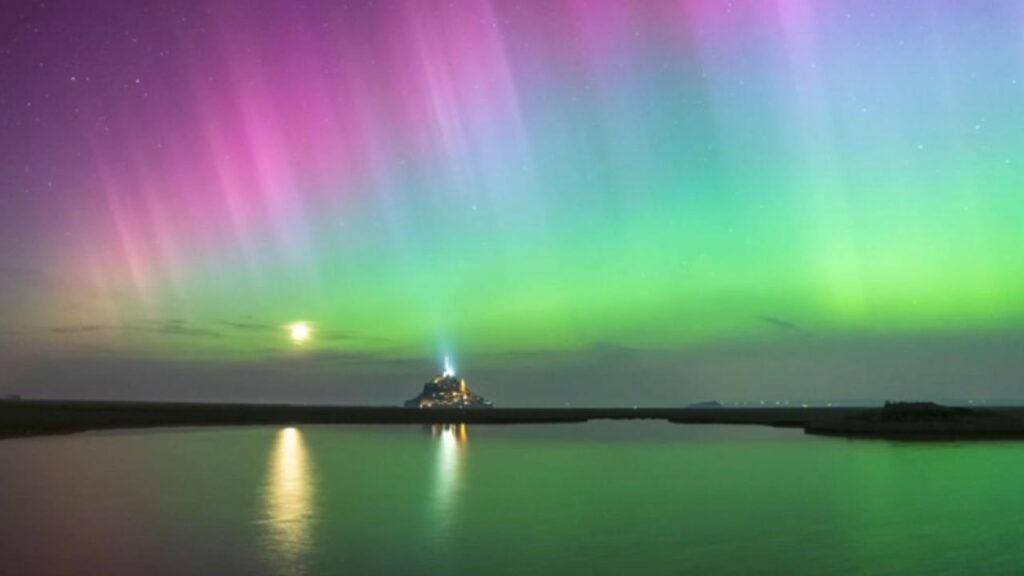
[289,322,311,343]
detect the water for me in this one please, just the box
[1,422,1022,576]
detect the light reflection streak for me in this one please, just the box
[264,427,314,576]
[431,423,467,533]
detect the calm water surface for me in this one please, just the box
[1,422,1022,575]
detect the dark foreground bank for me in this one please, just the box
[3,399,1024,440]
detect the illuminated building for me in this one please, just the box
[404,356,492,408]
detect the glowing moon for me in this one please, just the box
[289,322,311,343]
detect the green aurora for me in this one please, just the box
[2,1,1023,403]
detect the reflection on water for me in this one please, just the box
[8,424,1024,576]
[431,424,468,532]
[264,427,314,575]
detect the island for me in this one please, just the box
[804,401,1024,438]
[404,359,492,408]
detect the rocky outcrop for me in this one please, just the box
[404,374,492,408]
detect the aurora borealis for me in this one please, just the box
[2,0,1023,404]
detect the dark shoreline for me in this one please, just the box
[3,399,1024,440]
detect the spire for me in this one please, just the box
[405,357,492,408]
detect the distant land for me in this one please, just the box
[4,399,1024,440]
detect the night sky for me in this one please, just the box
[2,0,1023,406]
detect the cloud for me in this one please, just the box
[759,315,802,333]
[254,347,388,367]
[139,321,221,338]
[52,324,104,334]
[221,320,276,332]
[220,318,390,344]
[51,320,221,338]
[318,329,390,343]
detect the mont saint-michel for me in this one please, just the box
[404,357,492,409]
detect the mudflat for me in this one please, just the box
[4,399,1024,440]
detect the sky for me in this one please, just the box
[1,0,1023,406]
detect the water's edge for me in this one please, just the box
[4,399,1024,441]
